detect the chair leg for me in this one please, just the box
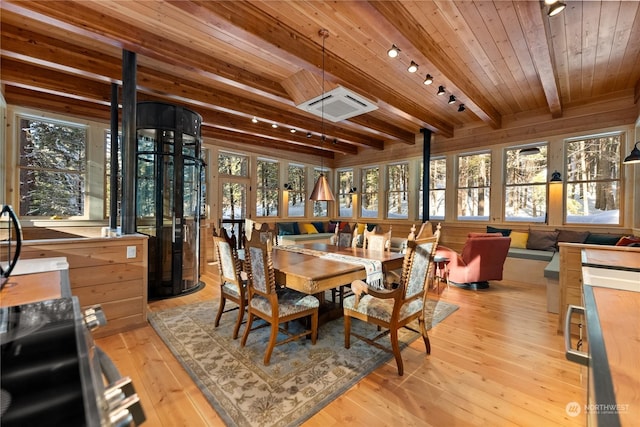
[418,316,431,355]
[232,300,245,340]
[240,312,254,347]
[263,321,279,366]
[344,314,351,349]
[390,328,404,376]
[310,311,318,344]
[214,296,226,327]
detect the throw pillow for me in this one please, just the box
[615,236,640,246]
[584,233,624,246]
[356,223,366,234]
[510,231,529,249]
[300,223,318,234]
[277,222,296,236]
[526,230,559,252]
[312,221,325,233]
[366,223,378,232]
[487,226,512,236]
[556,229,590,244]
[328,221,338,233]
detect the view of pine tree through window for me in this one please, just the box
[505,145,547,222]
[565,134,621,224]
[338,169,354,217]
[361,166,379,218]
[105,131,121,219]
[218,152,248,222]
[457,152,491,220]
[287,164,306,217]
[256,159,279,217]
[428,158,446,219]
[387,163,408,218]
[19,117,86,216]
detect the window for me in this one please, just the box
[338,169,354,217]
[256,159,279,217]
[105,130,121,219]
[361,166,379,218]
[18,117,86,217]
[504,145,547,222]
[218,152,248,177]
[565,133,621,224]
[387,163,408,219]
[428,157,446,219]
[457,152,491,220]
[287,164,306,217]
[312,168,328,217]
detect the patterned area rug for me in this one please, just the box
[148,298,458,426]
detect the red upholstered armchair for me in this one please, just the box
[436,233,511,290]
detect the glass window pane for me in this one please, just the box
[457,153,490,220]
[361,167,379,218]
[19,118,86,216]
[565,134,621,224]
[387,163,408,219]
[429,158,446,219]
[256,159,279,217]
[218,152,248,177]
[338,169,354,217]
[287,164,306,217]
[504,145,547,222]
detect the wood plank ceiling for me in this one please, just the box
[2,1,639,160]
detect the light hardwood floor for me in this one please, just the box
[96,272,586,427]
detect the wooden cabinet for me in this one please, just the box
[18,234,148,338]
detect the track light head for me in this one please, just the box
[407,61,418,73]
[448,95,456,104]
[548,1,566,16]
[423,74,433,85]
[458,104,465,112]
[437,86,446,96]
[251,117,258,123]
[306,132,312,138]
[387,44,401,58]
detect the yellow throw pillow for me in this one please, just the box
[300,223,318,234]
[356,223,366,234]
[510,231,529,249]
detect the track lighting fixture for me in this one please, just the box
[407,61,418,73]
[423,74,433,85]
[251,117,258,123]
[448,95,456,104]
[271,123,278,128]
[306,132,312,138]
[458,104,465,112]
[547,1,566,17]
[387,44,401,58]
[623,142,640,164]
[437,86,446,96]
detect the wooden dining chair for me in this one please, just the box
[343,226,441,376]
[212,227,248,339]
[363,226,392,252]
[336,223,354,248]
[241,231,320,365]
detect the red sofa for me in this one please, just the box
[436,232,511,290]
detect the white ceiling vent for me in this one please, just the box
[296,86,378,122]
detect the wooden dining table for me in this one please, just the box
[271,243,404,295]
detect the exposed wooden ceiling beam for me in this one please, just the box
[515,0,563,118]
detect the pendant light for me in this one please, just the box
[309,29,335,202]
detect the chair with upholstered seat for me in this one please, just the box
[363,226,392,252]
[241,232,320,365]
[336,223,354,247]
[212,228,248,339]
[343,224,440,376]
[435,232,511,290]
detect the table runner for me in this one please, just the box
[275,245,385,289]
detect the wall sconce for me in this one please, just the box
[283,183,293,190]
[550,171,562,183]
[623,141,640,164]
[348,187,357,194]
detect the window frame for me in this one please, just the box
[456,151,491,221]
[503,143,548,223]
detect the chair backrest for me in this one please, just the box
[256,222,275,247]
[337,223,353,247]
[400,225,441,300]
[363,226,392,252]
[213,228,244,290]
[244,231,277,296]
[460,232,511,281]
